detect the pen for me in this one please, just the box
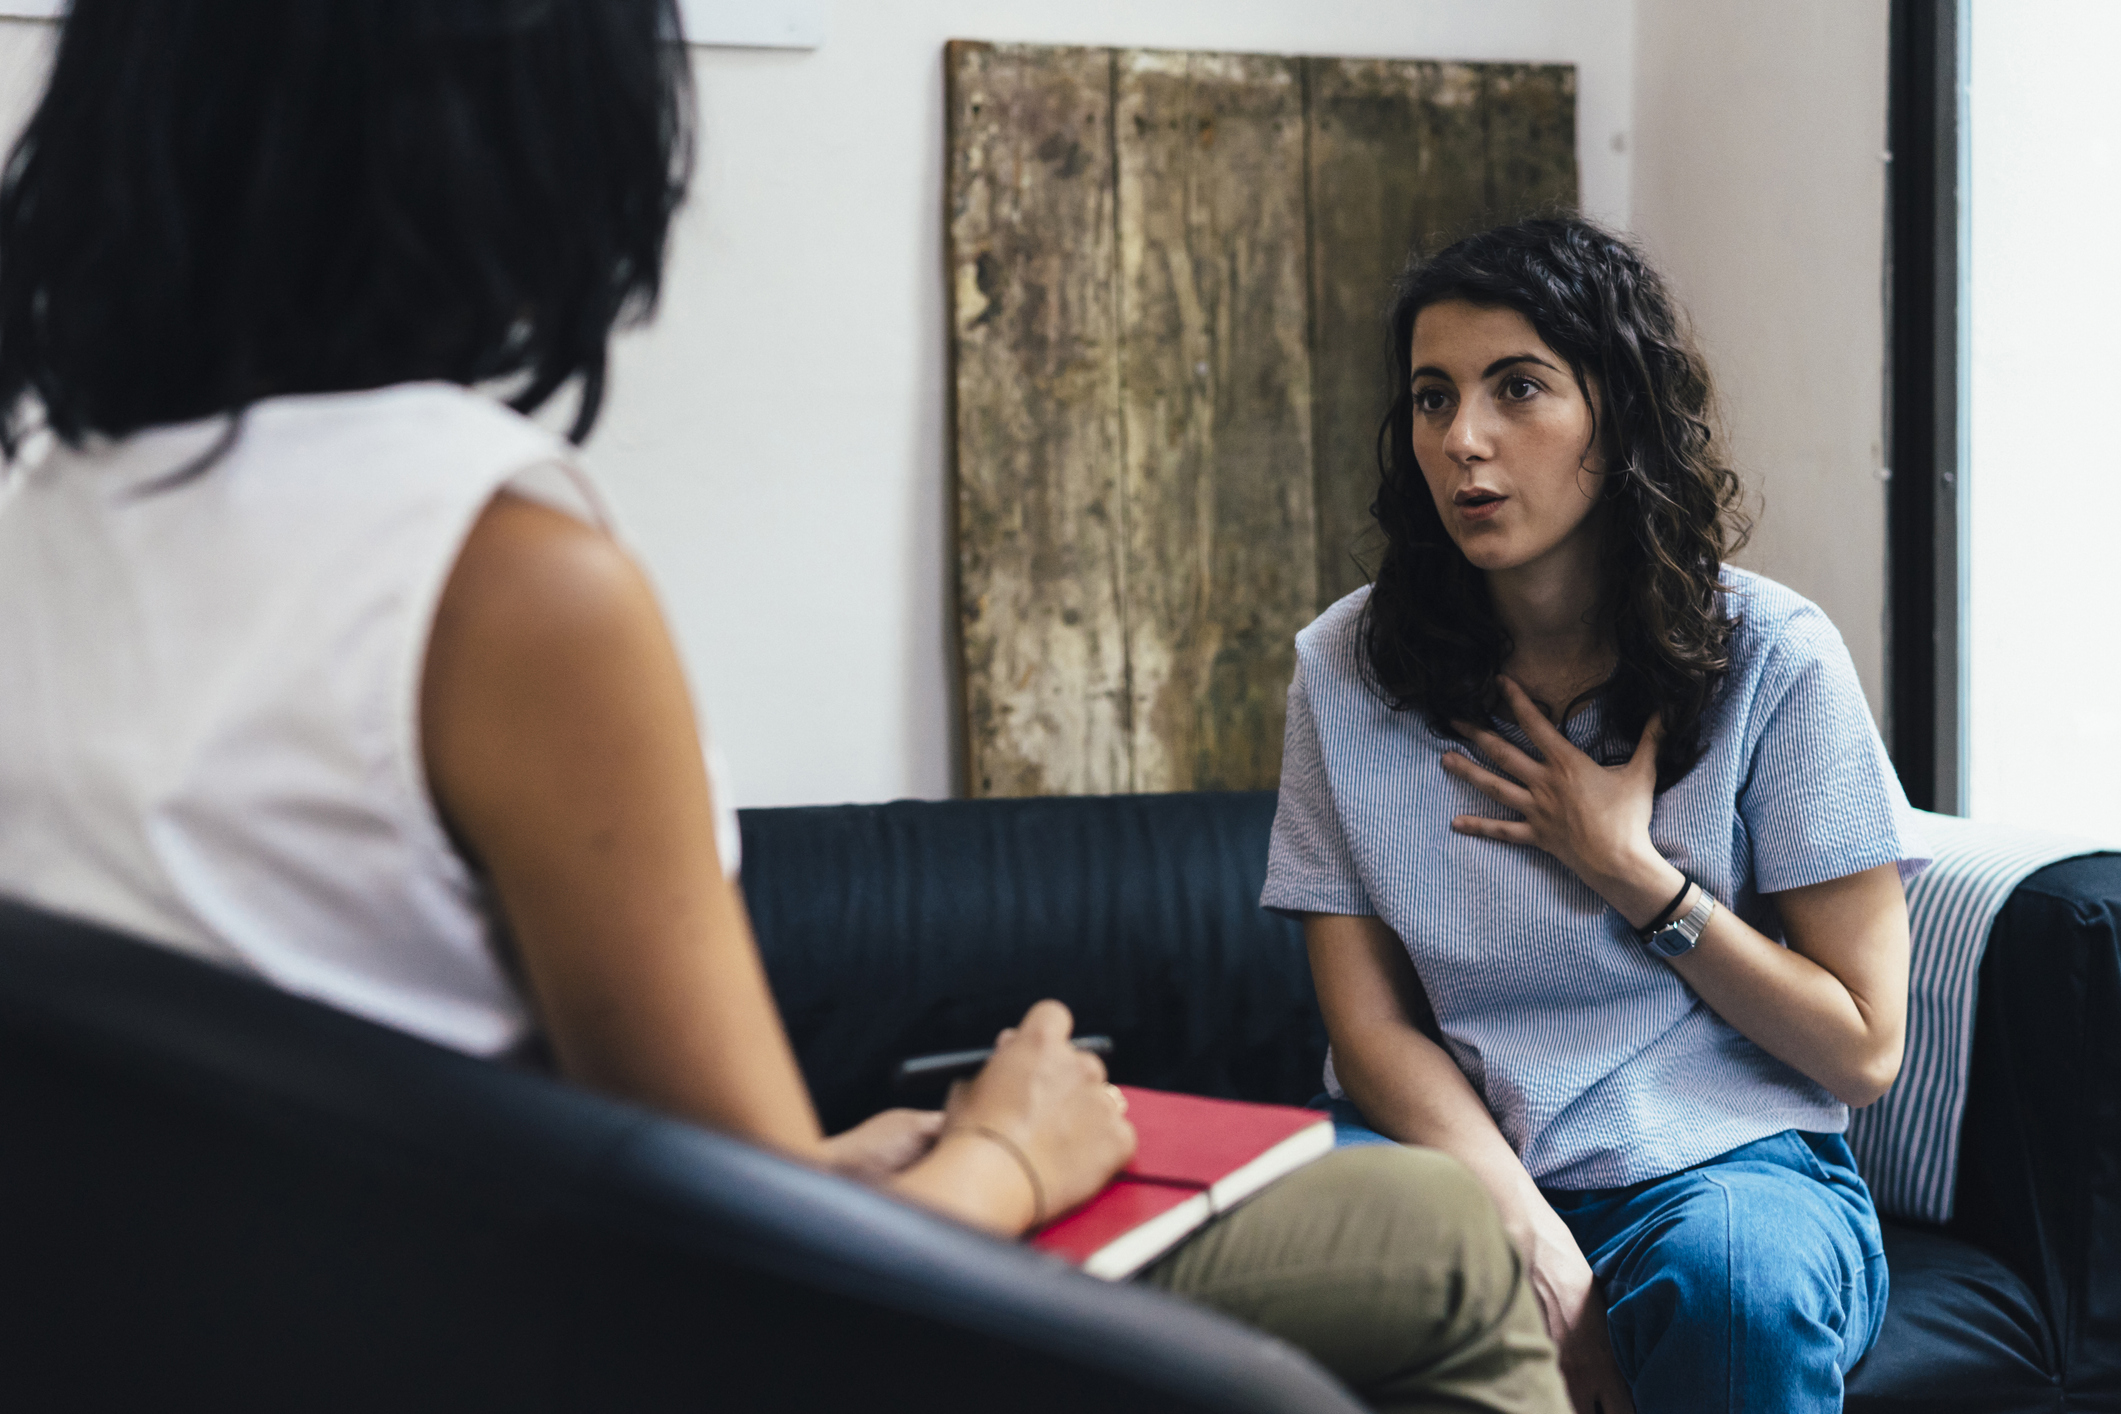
[892,1034,1114,1094]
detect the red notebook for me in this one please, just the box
[1030,1087,1334,1280]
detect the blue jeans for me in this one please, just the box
[1322,1100,1889,1414]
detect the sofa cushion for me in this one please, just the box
[1948,853,2121,1408]
[1845,1222,2059,1412]
[739,792,1325,1131]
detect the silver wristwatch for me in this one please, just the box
[1643,883,1717,959]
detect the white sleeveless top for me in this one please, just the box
[0,382,739,1057]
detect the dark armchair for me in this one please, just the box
[0,897,1358,1413]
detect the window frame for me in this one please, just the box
[1885,0,1969,814]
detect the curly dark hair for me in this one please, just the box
[1361,217,1750,789]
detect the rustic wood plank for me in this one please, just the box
[1482,64,1580,219]
[949,45,1579,795]
[1304,59,1490,610]
[1304,60,1580,612]
[1114,49,1315,792]
[946,41,1129,797]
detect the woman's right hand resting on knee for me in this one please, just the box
[1307,912,1636,1414]
[422,492,1132,1237]
[1517,1207,1635,1414]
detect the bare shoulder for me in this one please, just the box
[415,493,804,1136]
[422,489,703,862]
[433,490,656,663]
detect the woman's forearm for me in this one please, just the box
[1307,911,1604,1370]
[1306,913,1561,1249]
[1333,1017,1556,1248]
[1442,687,1913,1111]
[889,1131,1039,1236]
[1665,916,1898,1104]
[1584,848,1910,1107]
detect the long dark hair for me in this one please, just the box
[0,0,693,455]
[1362,217,1749,789]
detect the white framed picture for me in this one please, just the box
[0,1,826,50]
[679,0,825,49]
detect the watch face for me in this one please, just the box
[1646,924,1694,959]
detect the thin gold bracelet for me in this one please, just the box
[953,1124,1047,1227]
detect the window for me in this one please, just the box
[1891,0,2119,837]
[1965,2,2121,835]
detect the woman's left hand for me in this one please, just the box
[1443,677,1673,922]
[821,1107,946,1183]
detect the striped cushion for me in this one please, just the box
[1847,810,2113,1222]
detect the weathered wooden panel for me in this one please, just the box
[949,44,1577,795]
[946,42,1129,797]
[1306,59,1489,610]
[1114,50,1314,792]
[1483,64,1579,219]
[1305,60,1580,610]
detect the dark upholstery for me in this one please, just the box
[738,791,1322,1132]
[5,793,2114,1410]
[1845,1226,2056,1413]
[1840,853,2121,1412]
[737,795,2121,1413]
[0,899,1363,1413]
[1950,856,2121,1407]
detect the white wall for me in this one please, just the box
[1630,0,1892,719]
[5,5,1912,810]
[0,20,45,135]
[597,1,1636,805]
[0,4,1628,809]
[1966,2,2121,838]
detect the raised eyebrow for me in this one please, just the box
[1409,353,1562,384]
[1482,353,1563,380]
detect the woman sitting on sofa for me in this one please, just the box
[1265,218,1924,1414]
[0,3,1564,1411]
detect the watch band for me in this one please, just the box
[1641,874,1695,935]
[1643,881,1717,959]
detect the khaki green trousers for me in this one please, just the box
[1139,1145,1567,1414]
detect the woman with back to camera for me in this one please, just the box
[0,3,1569,1410]
[1264,218,1924,1414]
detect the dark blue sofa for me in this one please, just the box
[739,793,2121,1413]
[2,790,2114,1410]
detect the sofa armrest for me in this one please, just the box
[1949,853,2121,1401]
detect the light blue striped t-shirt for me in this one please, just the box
[1264,568,1929,1190]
